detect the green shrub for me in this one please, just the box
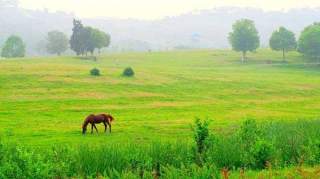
[252,140,274,169]
[122,67,135,77]
[193,118,210,154]
[192,118,211,166]
[239,119,260,149]
[237,119,257,167]
[90,68,100,76]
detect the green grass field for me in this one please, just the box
[1,49,320,146]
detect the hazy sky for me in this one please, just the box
[20,0,320,20]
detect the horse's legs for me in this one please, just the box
[103,122,107,133]
[108,123,112,133]
[93,124,98,133]
[91,123,94,134]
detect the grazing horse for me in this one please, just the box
[82,114,114,134]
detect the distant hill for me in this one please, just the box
[1,4,320,55]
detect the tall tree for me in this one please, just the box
[70,19,85,55]
[298,23,320,60]
[46,31,69,56]
[228,19,260,62]
[1,35,25,58]
[269,27,297,62]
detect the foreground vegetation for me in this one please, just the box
[1,119,319,178]
[1,49,320,177]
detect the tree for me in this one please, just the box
[1,35,25,58]
[70,19,85,55]
[46,31,69,55]
[83,26,96,55]
[269,27,297,62]
[84,27,111,55]
[298,23,320,60]
[94,30,111,54]
[228,19,260,62]
[70,19,111,56]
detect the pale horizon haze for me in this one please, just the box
[19,0,320,20]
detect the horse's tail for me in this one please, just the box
[102,114,114,122]
[109,115,114,122]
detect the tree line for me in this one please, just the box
[0,19,110,58]
[1,18,320,60]
[229,19,320,62]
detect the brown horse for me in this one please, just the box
[82,114,114,134]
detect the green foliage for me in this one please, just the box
[1,35,25,58]
[239,119,260,150]
[70,19,110,56]
[269,27,297,61]
[193,118,210,166]
[162,164,220,179]
[90,68,100,76]
[228,19,260,62]
[251,140,274,169]
[298,23,320,59]
[206,135,242,169]
[91,28,111,54]
[122,67,135,77]
[46,31,69,55]
[193,118,210,155]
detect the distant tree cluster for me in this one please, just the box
[0,19,111,58]
[45,19,111,56]
[70,19,110,56]
[229,19,320,62]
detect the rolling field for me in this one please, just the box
[1,49,320,146]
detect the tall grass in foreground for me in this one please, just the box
[0,119,320,178]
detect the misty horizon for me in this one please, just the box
[2,1,320,56]
[17,0,320,20]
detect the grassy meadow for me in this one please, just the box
[1,49,320,178]
[1,49,320,145]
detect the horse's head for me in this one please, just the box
[82,124,87,134]
[82,116,91,134]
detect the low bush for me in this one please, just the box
[90,68,100,76]
[122,67,134,77]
